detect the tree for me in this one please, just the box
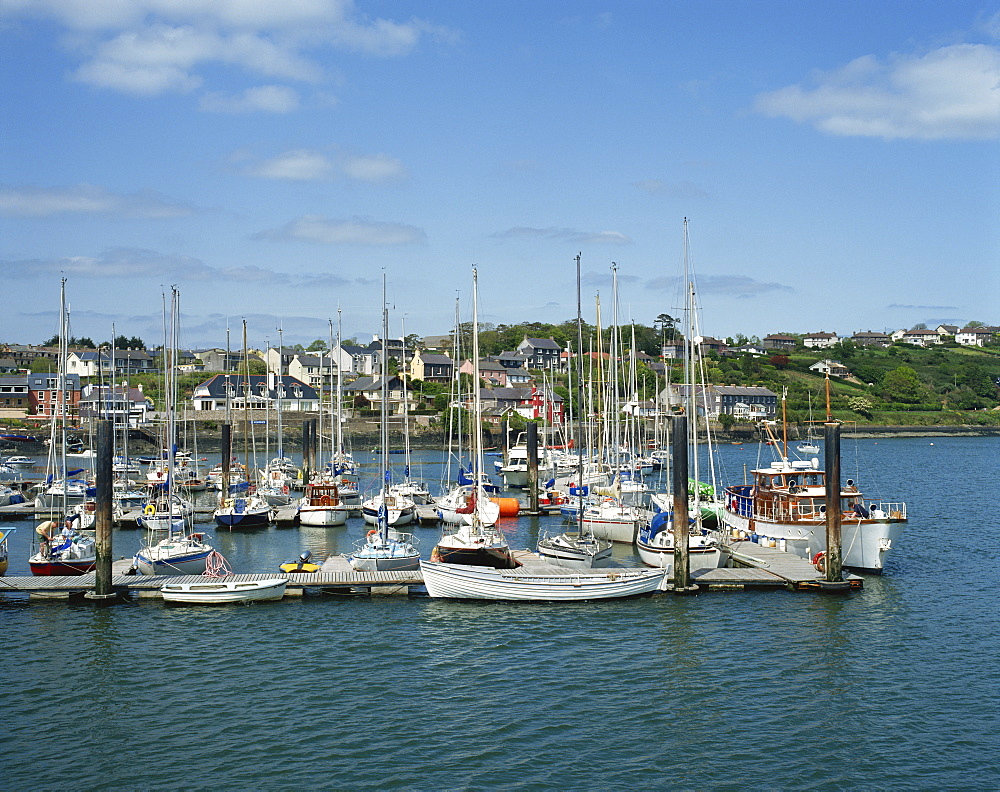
[879,365,928,404]
[769,354,791,369]
[30,358,56,373]
[306,339,327,352]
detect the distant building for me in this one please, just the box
[956,326,997,347]
[78,384,151,427]
[27,373,81,417]
[802,331,839,349]
[516,338,562,371]
[761,334,797,350]
[809,359,850,378]
[409,351,453,384]
[191,374,319,412]
[851,331,891,348]
[662,384,778,419]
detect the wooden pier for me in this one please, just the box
[0,538,858,601]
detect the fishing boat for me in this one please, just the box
[720,432,907,572]
[537,253,612,569]
[431,269,517,570]
[419,560,666,601]
[29,519,96,576]
[297,481,349,526]
[160,577,287,604]
[348,276,421,573]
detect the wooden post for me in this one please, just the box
[526,420,539,515]
[87,419,116,601]
[823,421,846,585]
[671,415,696,593]
[302,419,312,484]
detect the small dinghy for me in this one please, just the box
[160,577,287,604]
[279,551,321,574]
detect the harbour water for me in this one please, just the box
[2,436,998,790]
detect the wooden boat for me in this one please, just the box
[419,560,666,601]
[160,577,287,604]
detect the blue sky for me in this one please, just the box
[2,0,998,351]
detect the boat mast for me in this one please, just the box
[471,267,485,534]
[379,274,390,541]
[575,253,586,536]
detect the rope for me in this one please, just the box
[204,550,232,578]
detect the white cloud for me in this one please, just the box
[259,215,426,246]
[200,84,299,113]
[341,153,406,183]
[495,226,632,245]
[0,184,194,218]
[249,150,335,181]
[755,43,1000,140]
[646,274,794,298]
[4,0,456,101]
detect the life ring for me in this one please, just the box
[812,551,826,574]
[367,529,378,537]
[144,504,156,516]
[319,495,332,507]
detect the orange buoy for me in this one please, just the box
[490,497,520,517]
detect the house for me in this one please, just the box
[899,328,943,347]
[809,359,850,378]
[623,399,658,417]
[662,338,686,359]
[191,374,319,412]
[956,326,997,347]
[495,350,529,369]
[516,337,562,371]
[409,351,453,384]
[477,386,564,423]
[6,345,59,370]
[264,346,302,375]
[369,336,407,366]
[802,331,839,349]
[66,349,157,378]
[194,348,244,372]
[761,334,798,350]
[936,324,960,337]
[0,375,30,416]
[0,359,21,374]
[462,358,509,387]
[287,353,335,393]
[341,344,379,376]
[661,384,777,419]
[851,331,891,348]
[27,372,81,417]
[77,384,151,427]
[420,334,453,352]
[342,375,414,413]
[699,337,727,356]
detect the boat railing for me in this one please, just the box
[867,501,907,520]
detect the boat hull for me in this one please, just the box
[721,502,906,573]
[298,506,349,526]
[160,578,287,604]
[29,557,96,576]
[420,561,666,601]
[430,544,517,569]
[135,547,213,576]
[536,533,613,569]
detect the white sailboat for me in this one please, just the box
[636,220,721,573]
[538,253,612,569]
[431,268,516,569]
[349,276,420,572]
[135,288,215,576]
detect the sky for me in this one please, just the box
[1,0,998,352]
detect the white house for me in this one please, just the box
[802,331,839,349]
[955,326,996,347]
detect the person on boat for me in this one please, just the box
[36,520,55,557]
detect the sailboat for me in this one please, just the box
[348,277,420,572]
[538,254,612,568]
[29,279,97,576]
[430,268,516,569]
[135,288,215,576]
[213,320,274,529]
[635,220,721,573]
[796,390,822,455]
